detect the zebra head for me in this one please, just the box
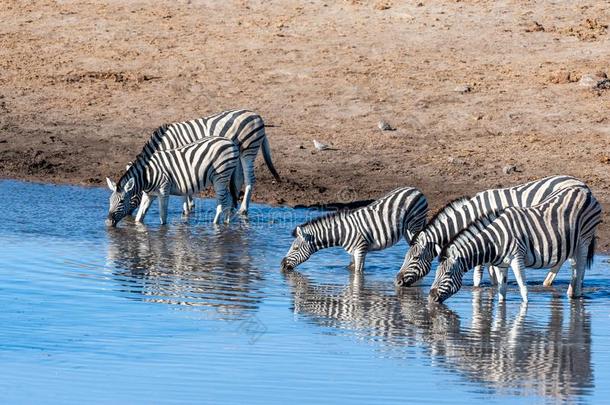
[124,162,141,216]
[395,233,438,287]
[105,177,135,227]
[429,246,467,304]
[280,226,315,271]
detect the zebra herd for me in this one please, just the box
[106,110,603,305]
[106,109,279,227]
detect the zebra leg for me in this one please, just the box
[568,244,588,298]
[543,263,563,287]
[188,195,195,210]
[213,180,233,224]
[238,156,255,216]
[213,204,223,225]
[497,266,509,302]
[347,257,355,271]
[135,193,155,223]
[353,251,367,272]
[158,194,170,225]
[488,266,499,286]
[473,265,484,288]
[182,196,191,217]
[509,257,528,303]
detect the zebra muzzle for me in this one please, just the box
[105,217,117,227]
[280,258,293,272]
[428,287,442,303]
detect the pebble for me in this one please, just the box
[503,165,517,175]
[448,157,466,165]
[453,84,471,93]
[377,120,394,131]
[579,73,608,89]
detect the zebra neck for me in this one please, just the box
[308,219,346,250]
[126,163,153,194]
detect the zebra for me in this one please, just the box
[280,187,428,273]
[105,137,239,227]
[124,109,280,220]
[395,175,588,288]
[429,185,601,303]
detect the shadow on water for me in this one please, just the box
[106,223,264,320]
[283,271,594,400]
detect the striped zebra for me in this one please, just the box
[395,175,588,288]
[280,187,428,272]
[125,109,280,219]
[429,185,601,303]
[105,137,239,226]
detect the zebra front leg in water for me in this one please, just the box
[473,265,484,287]
[182,195,194,216]
[352,249,367,272]
[543,263,563,287]
[509,256,528,303]
[496,266,509,302]
[213,180,233,225]
[158,193,170,225]
[135,192,156,223]
[488,266,499,286]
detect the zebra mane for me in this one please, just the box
[439,209,502,260]
[117,124,169,188]
[417,196,471,238]
[292,208,357,237]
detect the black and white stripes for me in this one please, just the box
[429,185,601,303]
[122,109,279,221]
[395,175,587,287]
[106,137,239,226]
[280,187,428,272]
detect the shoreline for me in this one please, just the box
[3,174,609,254]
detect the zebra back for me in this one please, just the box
[444,185,601,270]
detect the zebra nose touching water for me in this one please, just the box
[429,185,602,304]
[280,187,428,273]
[106,137,240,226]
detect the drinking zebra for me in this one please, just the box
[280,187,428,273]
[124,109,280,220]
[395,175,588,288]
[106,137,239,226]
[429,185,601,303]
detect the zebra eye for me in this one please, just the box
[292,245,299,251]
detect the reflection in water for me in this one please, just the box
[283,271,594,400]
[106,224,263,320]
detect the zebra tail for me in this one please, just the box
[586,236,596,270]
[261,136,281,182]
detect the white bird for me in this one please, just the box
[313,139,331,151]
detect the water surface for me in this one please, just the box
[1,180,609,404]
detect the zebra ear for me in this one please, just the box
[449,245,459,258]
[123,178,135,192]
[106,177,117,192]
[295,226,304,238]
[125,162,133,171]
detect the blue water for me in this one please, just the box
[1,180,609,404]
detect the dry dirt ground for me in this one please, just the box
[1,1,609,249]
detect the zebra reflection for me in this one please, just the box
[283,272,593,400]
[106,224,262,320]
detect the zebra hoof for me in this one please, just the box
[238,209,248,217]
